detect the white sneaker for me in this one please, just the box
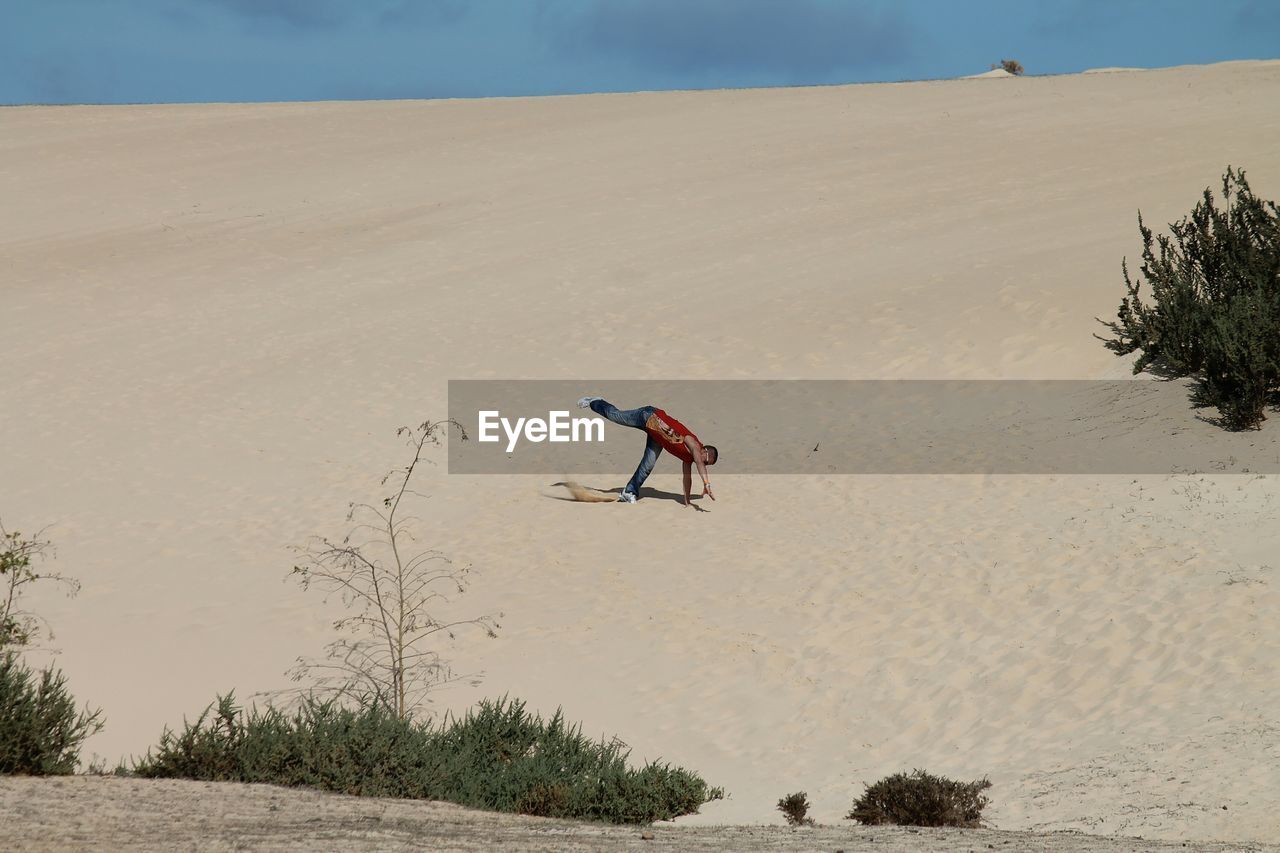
[617,490,637,503]
[577,395,603,409]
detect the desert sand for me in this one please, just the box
[3,60,1279,845]
[4,776,1277,852]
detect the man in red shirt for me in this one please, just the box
[577,396,718,506]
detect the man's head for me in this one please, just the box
[702,444,718,466]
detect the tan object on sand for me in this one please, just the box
[555,481,617,502]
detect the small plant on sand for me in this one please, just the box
[1101,167,1280,429]
[995,58,1024,75]
[84,755,131,776]
[284,421,500,719]
[847,769,991,828]
[1,522,79,651]
[135,694,724,824]
[777,791,815,826]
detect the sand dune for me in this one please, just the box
[3,61,1279,843]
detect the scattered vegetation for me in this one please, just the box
[777,790,815,826]
[1102,168,1280,429]
[125,423,720,824]
[283,421,500,719]
[1,522,102,775]
[134,694,723,824]
[996,59,1024,75]
[847,769,991,828]
[84,755,131,776]
[2,523,78,650]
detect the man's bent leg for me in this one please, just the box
[623,437,662,500]
[589,399,654,431]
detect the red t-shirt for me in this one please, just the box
[645,409,699,463]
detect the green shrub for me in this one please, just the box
[134,694,722,824]
[1104,167,1280,429]
[777,790,815,826]
[847,769,991,828]
[1000,59,1024,75]
[0,652,103,775]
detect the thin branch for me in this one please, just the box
[286,420,491,719]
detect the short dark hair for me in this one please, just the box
[704,444,719,465]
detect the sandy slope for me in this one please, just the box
[4,777,1277,853]
[3,60,1279,844]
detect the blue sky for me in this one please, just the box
[4,0,1279,104]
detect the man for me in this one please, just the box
[577,396,718,506]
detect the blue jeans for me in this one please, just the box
[589,399,660,498]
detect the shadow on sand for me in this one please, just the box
[546,482,710,511]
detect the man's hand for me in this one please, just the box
[684,490,710,511]
[702,481,716,501]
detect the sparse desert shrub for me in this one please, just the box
[777,790,815,826]
[998,59,1024,75]
[84,756,131,776]
[134,695,723,824]
[1,523,79,651]
[0,522,102,775]
[283,421,499,719]
[0,652,103,775]
[847,769,991,828]
[1102,167,1280,429]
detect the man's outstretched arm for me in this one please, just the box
[682,460,694,506]
[683,435,714,501]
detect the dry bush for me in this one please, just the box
[284,421,500,718]
[848,769,991,828]
[777,790,815,826]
